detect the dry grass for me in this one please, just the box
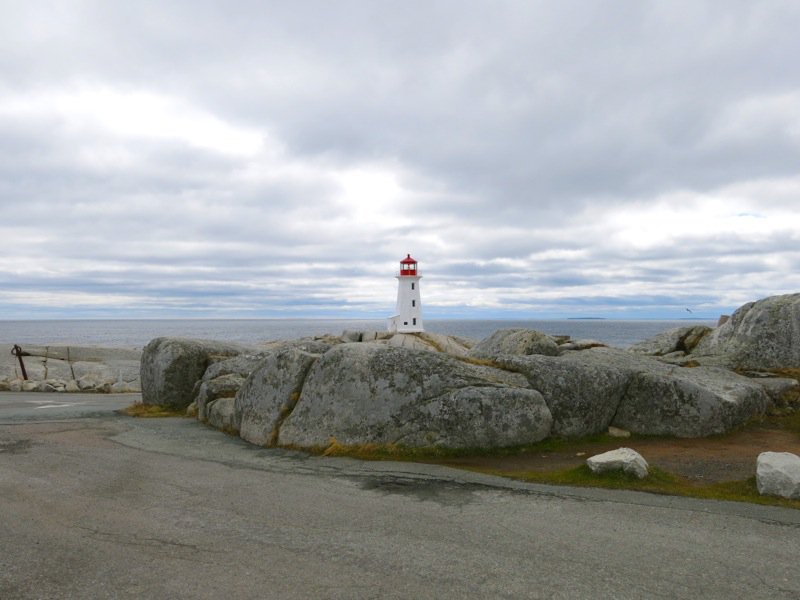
[121,402,186,418]
[483,465,800,510]
[308,431,800,510]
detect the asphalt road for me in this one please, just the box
[1,392,800,599]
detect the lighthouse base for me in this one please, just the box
[387,315,424,333]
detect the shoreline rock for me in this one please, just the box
[137,293,800,451]
[0,343,142,393]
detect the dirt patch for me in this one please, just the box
[430,420,800,485]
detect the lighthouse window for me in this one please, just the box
[411,283,415,290]
[413,318,417,325]
[412,300,415,307]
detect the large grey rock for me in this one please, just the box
[140,338,249,409]
[236,348,322,446]
[492,350,632,437]
[200,353,268,384]
[629,326,712,356]
[260,338,338,356]
[279,344,552,449]
[757,452,800,499]
[196,374,246,421]
[468,329,559,360]
[388,332,471,357]
[613,365,769,437]
[587,448,649,479]
[693,293,800,370]
[494,347,769,438]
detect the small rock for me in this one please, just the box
[607,426,631,438]
[185,401,198,418]
[77,376,98,391]
[756,452,800,499]
[22,381,38,392]
[586,448,649,479]
[9,379,22,392]
[64,380,80,393]
[0,380,9,392]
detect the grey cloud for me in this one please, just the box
[2,1,800,318]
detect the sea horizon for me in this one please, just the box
[0,317,716,350]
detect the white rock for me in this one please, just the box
[756,452,800,499]
[586,447,649,479]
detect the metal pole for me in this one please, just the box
[11,344,28,380]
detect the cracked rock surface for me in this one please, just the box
[279,343,552,448]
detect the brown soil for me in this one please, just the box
[432,419,800,485]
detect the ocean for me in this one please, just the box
[0,318,714,349]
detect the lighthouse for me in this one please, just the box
[387,254,424,333]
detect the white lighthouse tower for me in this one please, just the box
[387,254,424,333]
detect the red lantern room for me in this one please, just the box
[399,254,418,276]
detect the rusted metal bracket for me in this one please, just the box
[11,344,29,381]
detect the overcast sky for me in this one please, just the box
[1,1,799,320]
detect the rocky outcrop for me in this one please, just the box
[492,350,631,437]
[0,343,141,393]
[143,294,800,452]
[388,332,472,357]
[757,452,800,499]
[236,347,322,446]
[628,326,712,356]
[193,338,340,422]
[140,338,251,410]
[692,294,800,370]
[278,343,552,449]
[492,347,769,438]
[196,374,247,421]
[468,329,559,360]
[587,448,649,479]
[613,365,769,437]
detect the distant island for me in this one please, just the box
[566,317,607,320]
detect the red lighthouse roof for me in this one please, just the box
[399,254,418,276]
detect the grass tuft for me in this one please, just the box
[493,466,800,509]
[302,430,800,510]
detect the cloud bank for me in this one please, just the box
[2,1,799,319]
